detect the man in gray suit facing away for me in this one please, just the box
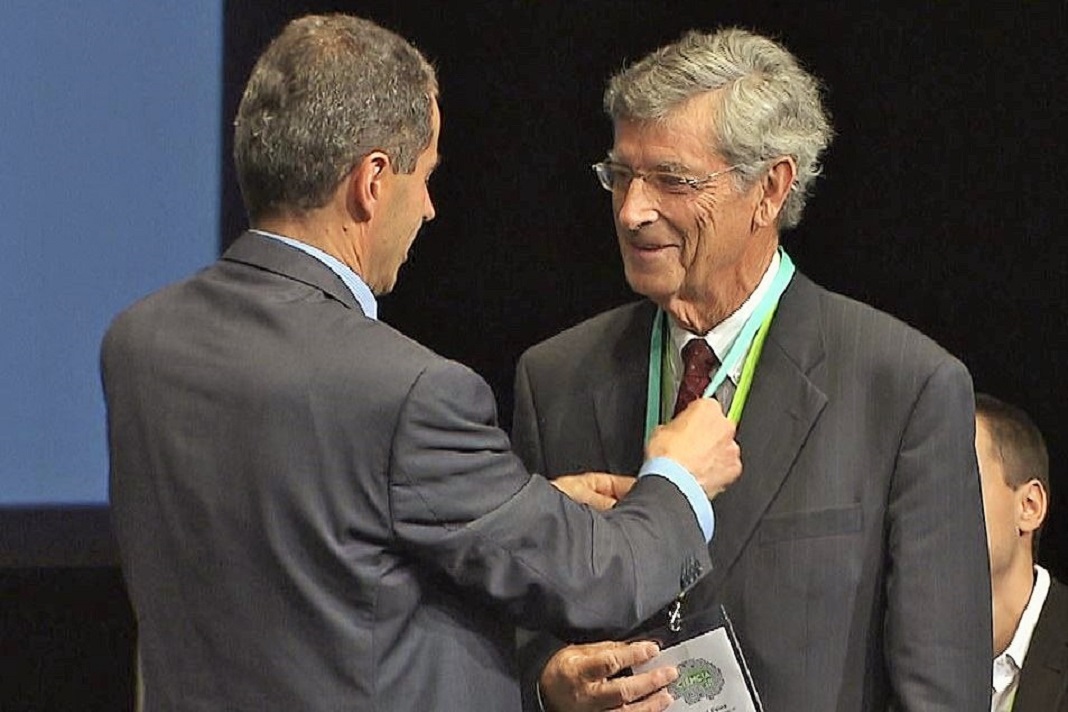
[101,14,744,711]
[512,28,991,711]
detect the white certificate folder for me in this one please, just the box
[632,605,762,712]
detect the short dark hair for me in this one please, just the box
[233,14,438,222]
[975,393,1050,555]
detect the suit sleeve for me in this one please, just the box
[513,354,573,711]
[387,357,710,641]
[885,357,991,710]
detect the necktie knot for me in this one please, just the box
[673,339,717,417]
[681,338,716,374]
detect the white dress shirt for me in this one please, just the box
[665,250,781,415]
[991,565,1051,712]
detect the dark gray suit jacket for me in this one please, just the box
[512,273,991,711]
[1015,576,1068,711]
[102,232,711,711]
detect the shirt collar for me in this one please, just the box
[993,565,1051,695]
[250,229,378,320]
[1006,565,1051,670]
[670,250,780,384]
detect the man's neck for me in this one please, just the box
[254,210,369,280]
[992,557,1036,657]
[665,239,778,335]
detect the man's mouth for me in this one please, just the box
[628,240,677,254]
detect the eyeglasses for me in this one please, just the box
[591,161,742,196]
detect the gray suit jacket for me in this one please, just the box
[512,273,991,711]
[1015,576,1068,712]
[102,232,711,711]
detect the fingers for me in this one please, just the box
[674,397,734,434]
[551,473,636,511]
[610,688,674,712]
[584,640,659,678]
[605,667,678,711]
[592,472,637,500]
[541,642,678,712]
[551,475,615,510]
[645,398,742,500]
[582,491,620,511]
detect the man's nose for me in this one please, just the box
[616,177,658,231]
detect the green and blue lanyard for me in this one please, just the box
[644,249,795,631]
[644,249,795,439]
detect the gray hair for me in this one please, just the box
[233,14,438,222]
[605,28,832,230]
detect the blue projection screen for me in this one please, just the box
[0,2,222,509]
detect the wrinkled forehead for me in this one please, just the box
[609,97,724,169]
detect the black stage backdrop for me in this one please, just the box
[222,1,1067,579]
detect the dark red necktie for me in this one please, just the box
[672,339,718,418]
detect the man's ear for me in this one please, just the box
[753,156,796,228]
[346,151,391,222]
[1016,478,1049,536]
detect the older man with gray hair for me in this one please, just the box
[513,27,990,711]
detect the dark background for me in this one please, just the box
[7,2,1065,709]
[222,0,1067,576]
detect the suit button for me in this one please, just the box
[681,557,703,588]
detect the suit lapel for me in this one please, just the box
[593,302,657,475]
[703,274,828,592]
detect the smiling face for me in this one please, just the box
[609,93,777,331]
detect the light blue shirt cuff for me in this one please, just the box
[639,457,715,542]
